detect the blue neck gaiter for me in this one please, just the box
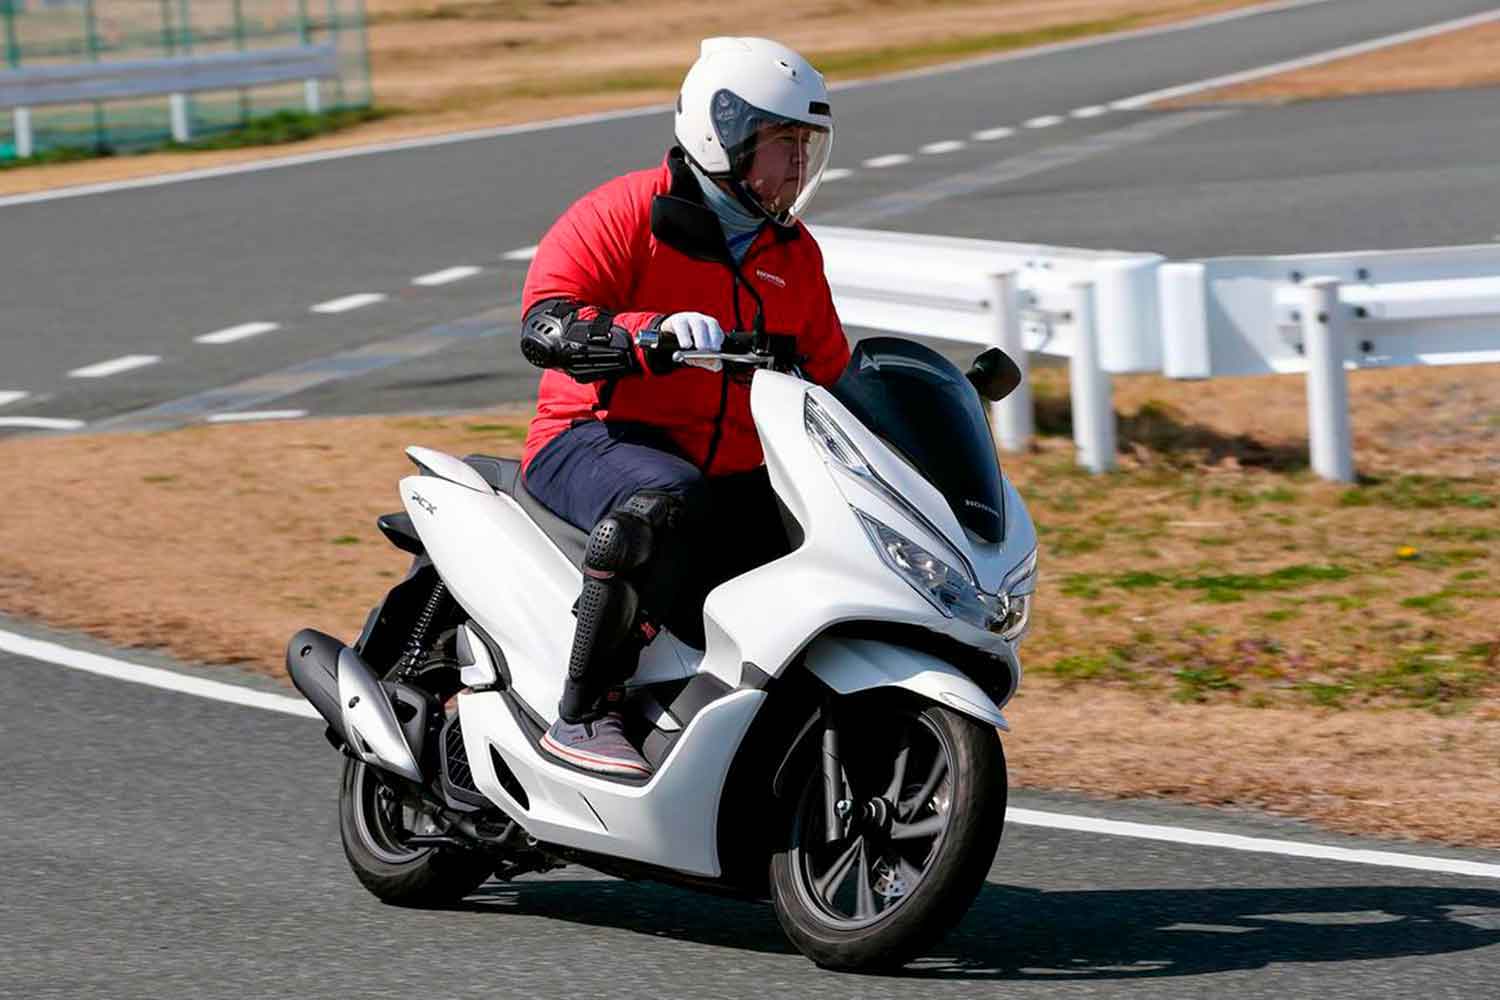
[690,161,765,264]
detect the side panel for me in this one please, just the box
[401,475,577,717]
[459,688,765,876]
[803,636,1011,730]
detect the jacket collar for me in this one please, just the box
[652,147,800,263]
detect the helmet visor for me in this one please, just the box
[712,90,832,224]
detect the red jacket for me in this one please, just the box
[520,149,850,476]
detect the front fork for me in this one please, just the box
[822,699,848,843]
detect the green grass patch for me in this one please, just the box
[1045,649,1140,684]
[4,106,390,169]
[331,535,361,546]
[1173,666,1241,703]
[168,107,391,151]
[1340,475,1497,510]
[0,144,108,171]
[1174,564,1351,596]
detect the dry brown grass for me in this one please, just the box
[1,0,1265,196]
[1172,19,1500,105]
[2,362,1497,846]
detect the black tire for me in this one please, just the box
[769,701,1006,970]
[338,758,492,907]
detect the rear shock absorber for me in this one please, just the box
[395,580,448,679]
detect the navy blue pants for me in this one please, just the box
[523,421,790,647]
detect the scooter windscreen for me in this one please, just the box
[830,337,1006,544]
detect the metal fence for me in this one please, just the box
[1,0,370,159]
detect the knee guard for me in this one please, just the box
[559,492,685,723]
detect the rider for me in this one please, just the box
[517,37,851,777]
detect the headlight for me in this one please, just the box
[856,511,1000,627]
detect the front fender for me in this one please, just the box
[803,636,1009,731]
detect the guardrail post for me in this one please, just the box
[1300,277,1355,482]
[169,93,191,143]
[304,78,321,114]
[13,106,31,158]
[1068,281,1117,473]
[985,271,1031,452]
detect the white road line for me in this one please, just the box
[311,292,386,315]
[821,168,854,182]
[1071,105,1110,118]
[1024,114,1065,129]
[971,126,1015,141]
[205,409,308,423]
[862,154,913,168]
[919,140,966,155]
[1008,808,1500,880]
[0,416,86,430]
[1112,7,1500,109]
[0,1,1337,212]
[6,621,1497,879]
[0,390,28,408]
[68,354,160,379]
[0,626,317,719]
[413,265,481,287]
[195,321,279,345]
[501,246,538,262]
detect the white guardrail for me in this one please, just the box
[815,229,1500,481]
[0,45,339,156]
[813,226,1164,474]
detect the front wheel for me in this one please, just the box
[338,759,492,907]
[769,700,1006,970]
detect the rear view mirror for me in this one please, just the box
[966,348,1023,402]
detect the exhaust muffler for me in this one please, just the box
[286,629,425,782]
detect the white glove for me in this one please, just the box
[661,312,726,352]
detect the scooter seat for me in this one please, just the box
[463,454,590,568]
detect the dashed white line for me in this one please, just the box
[311,292,387,315]
[1071,105,1110,118]
[821,168,854,182]
[68,355,160,379]
[1024,114,1065,129]
[195,321,279,345]
[0,390,29,408]
[971,126,1015,141]
[863,154,913,169]
[0,416,86,430]
[502,246,538,262]
[205,409,309,424]
[918,140,966,155]
[413,266,481,287]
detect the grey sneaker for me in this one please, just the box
[540,712,653,777]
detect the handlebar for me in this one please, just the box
[652,329,803,373]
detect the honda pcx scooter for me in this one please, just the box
[287,332,1037,970]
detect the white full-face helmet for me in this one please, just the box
[675,37,834,227]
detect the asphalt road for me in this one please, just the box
[4,634,1500,999]
[3,0,1500,430]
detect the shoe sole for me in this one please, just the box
[540,731,653,777]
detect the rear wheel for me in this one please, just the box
[337,635,492,907]
[338,758,493,907]
[769,700,1006,970]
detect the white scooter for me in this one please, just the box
[287,333,1037,970]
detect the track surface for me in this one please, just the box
[6,8,1500,992]
[4,637,1500,999]
[4,0,1500,428]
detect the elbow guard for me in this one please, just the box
[519,299,640,383]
